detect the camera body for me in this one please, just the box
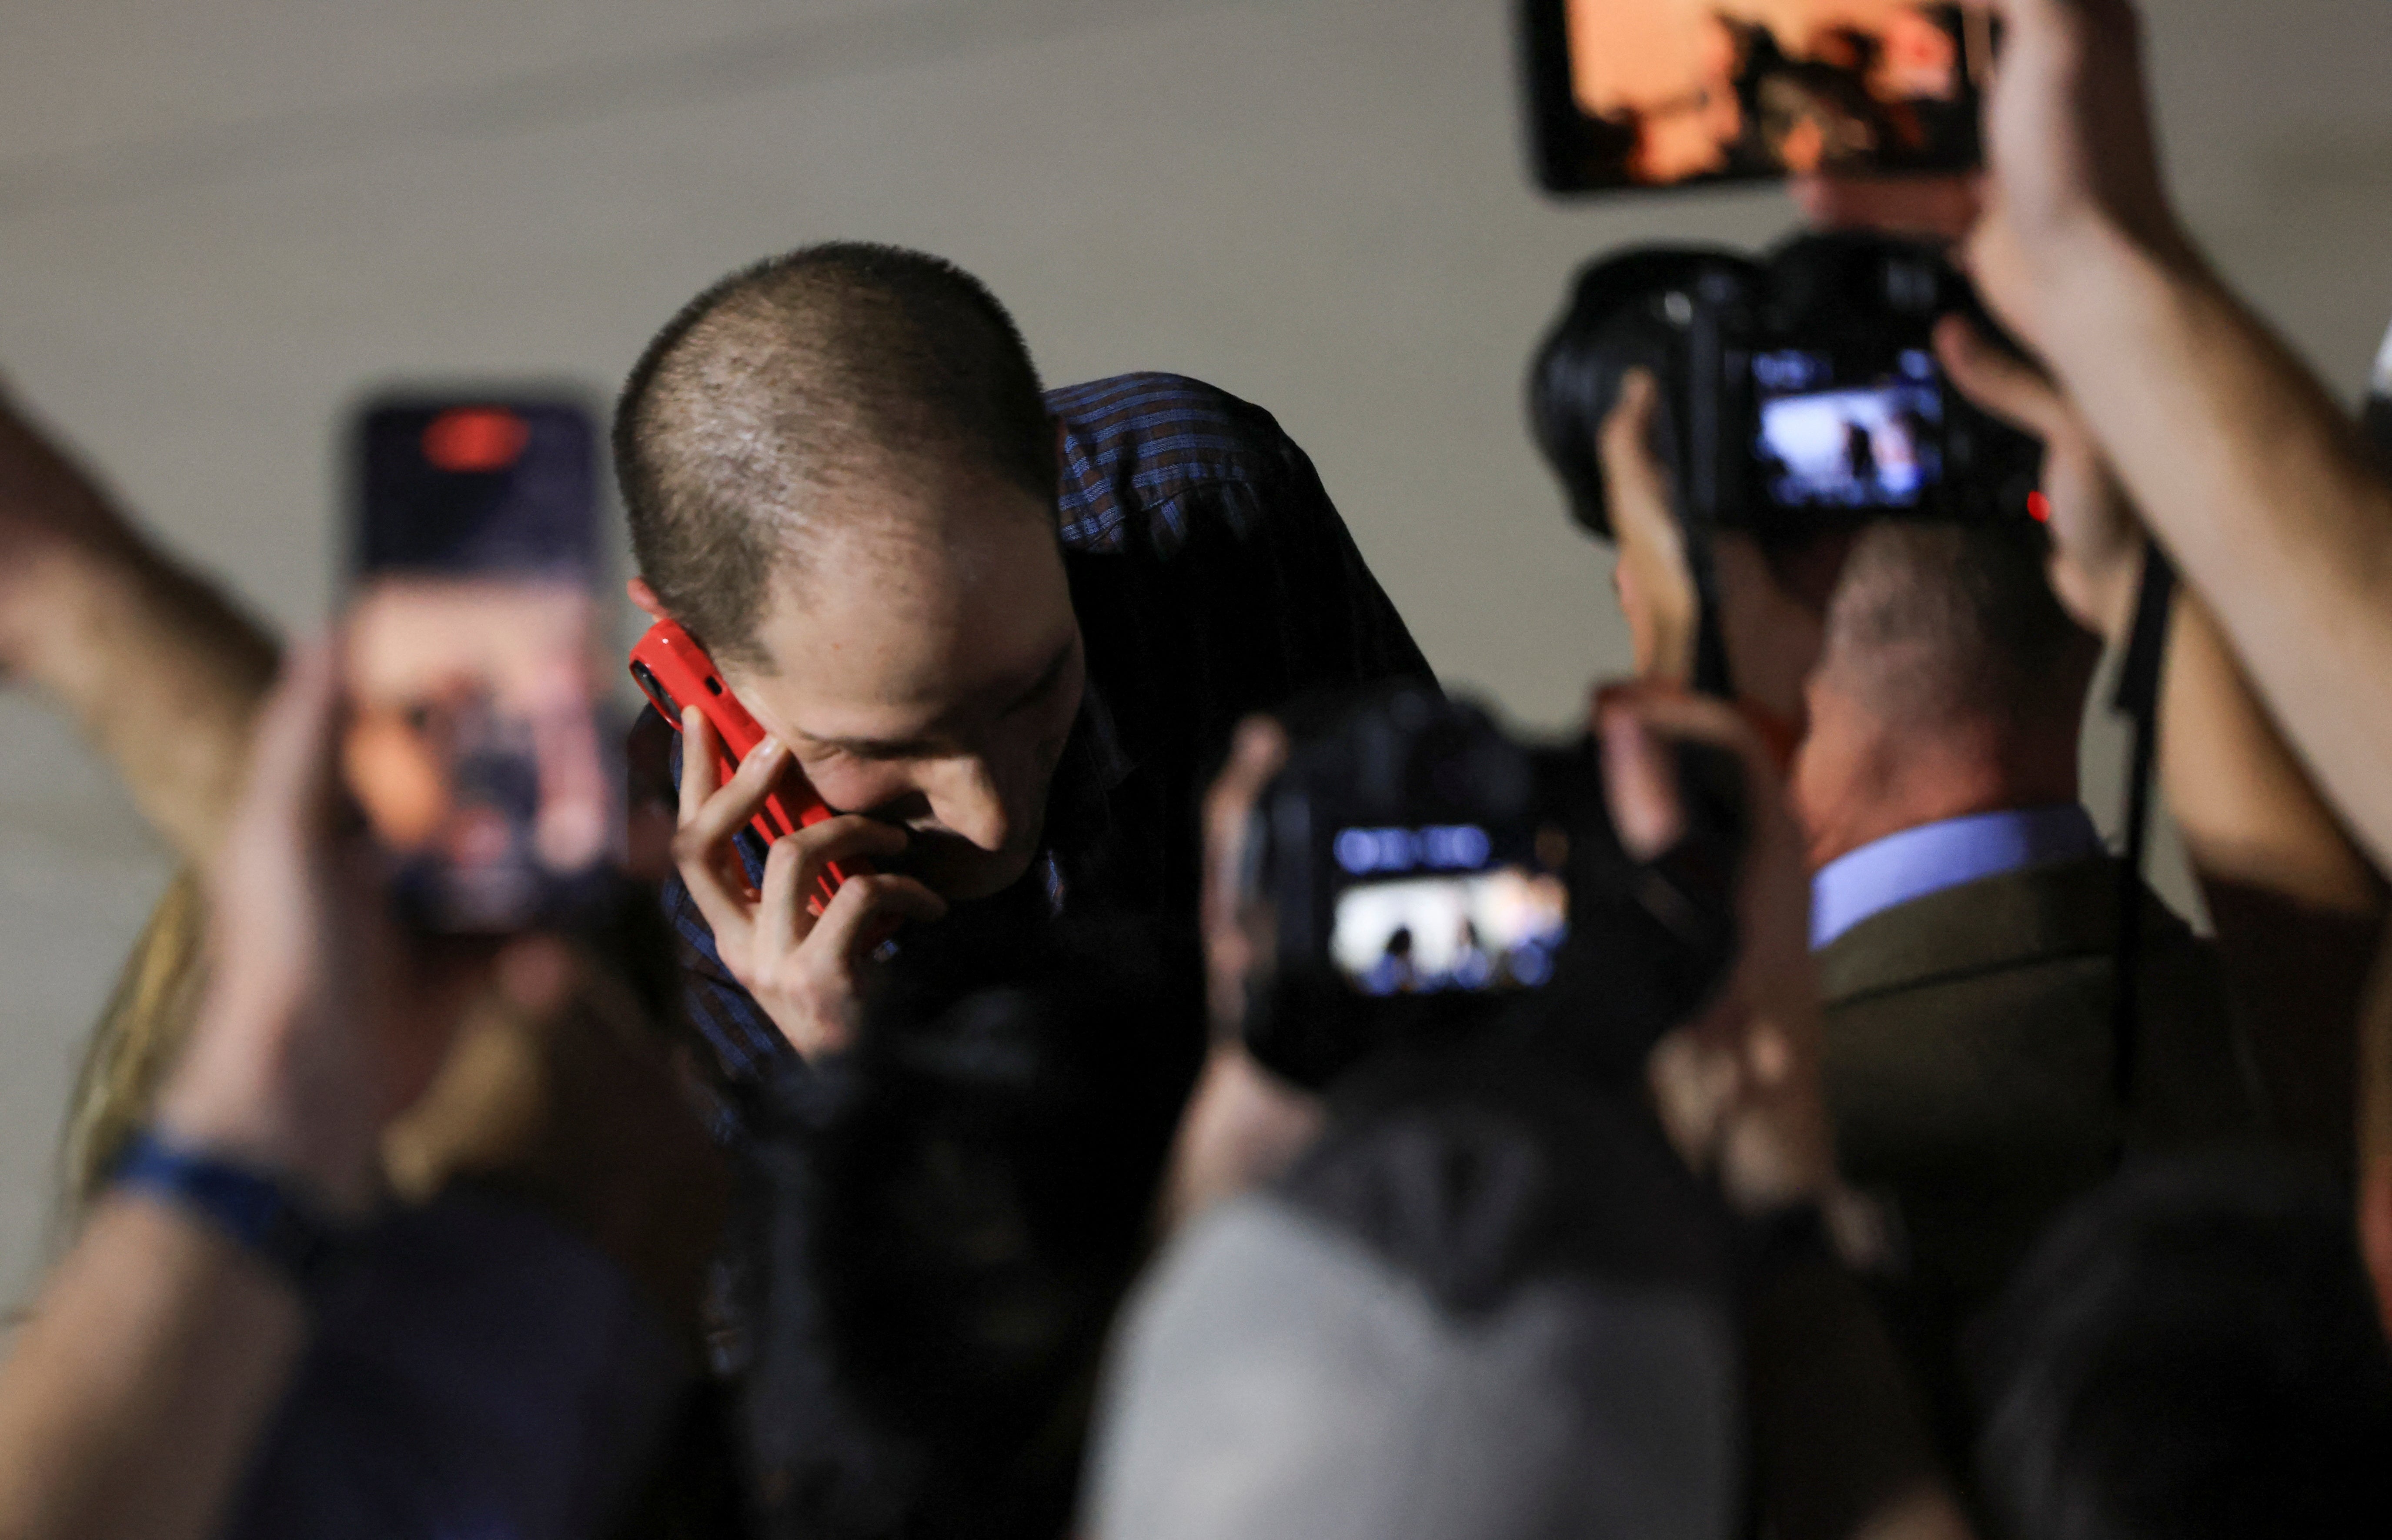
[1532,231,2042,540]
[1239,686,1744,1092]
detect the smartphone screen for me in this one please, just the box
[1326,822,1569,996]
[1753,345,1945,510]
[344,399,619,931]
[1522,0,1989,194]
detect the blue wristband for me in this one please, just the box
[111,1130,351,1290]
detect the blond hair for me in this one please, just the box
[57,869,210,1227]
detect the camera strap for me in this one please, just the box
[2108,547,2177,1110]
[1686,524,1737,700]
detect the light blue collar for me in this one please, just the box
[1810,804,2105,951]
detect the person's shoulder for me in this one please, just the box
[1046,372,1317,554]
[1044,371,1280,450]
[1819,853,2143,1008]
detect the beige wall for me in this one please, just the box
[1,0,2388,1295]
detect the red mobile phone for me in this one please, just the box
[629,618,864,911]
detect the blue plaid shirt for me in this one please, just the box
[658,372,1432,1099]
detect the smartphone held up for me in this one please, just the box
[1519,0,1992,194]
[342,397,621,932]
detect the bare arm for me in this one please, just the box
[1940,308,2386,1166]
[0,1200,309,1540]
[2162,600,2385,1164]
[2046,252,2392,873]
[0,647,488,1540]
[0,384,278,864]
[1967,0,2392,873]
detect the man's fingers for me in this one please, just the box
[675,726,788,853]
[1934,315,2070,441]
[1593,681,1788,860]
[1203,718,1289,875]
[675,707,722,821]
[670,720,791,946]
[755,816,910,943]
[1202,716,1290,923]
[1597,370,1668,498]
[1203,718,1290,847]
[809,873,948,965]
[755,837,808,957]
[1598,699,1684,862]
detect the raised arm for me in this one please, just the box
[1940,314,2386,1167]
[1965,0,2392,872]
[0,648,417,1540]
[0,381,279,864]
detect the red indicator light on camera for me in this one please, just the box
[422,408,529,473]
[2027,490,2052,524]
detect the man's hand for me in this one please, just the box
[1967,0,2189,350]
[1159,717,1327,1233]
[1599,370,1844,737]
[671,708,945,1060]
[1601,370,1700,686]
[1605,683,1836,1213]
[1935,314,2144,638]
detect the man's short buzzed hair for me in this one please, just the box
[1821,520,2100,735]
[615,242,1052,667]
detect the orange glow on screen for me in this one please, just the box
[1563,0,1961,182]
[1568,0,1940,113]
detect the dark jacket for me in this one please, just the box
[1817,854,2268,1455]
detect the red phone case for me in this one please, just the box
[629,619,864,911]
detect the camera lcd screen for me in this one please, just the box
[1754,347,1944,510]
[1327,823,1568,997]
[1522,0,1988,193]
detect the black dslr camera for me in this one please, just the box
[1239,685,1746,1091]
[1531,230,2042,539]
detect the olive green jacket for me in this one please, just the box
[1818,853,2268,1453]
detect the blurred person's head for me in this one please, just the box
[615,243,1080,901]
[1787,520,2099,869]
[1972,1155,2392,1540]
[1084,1048,1741,1540]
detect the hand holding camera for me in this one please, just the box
[1185,674,1834,1226]
[1934,313,2145,640]
[1608,683,1834,1214]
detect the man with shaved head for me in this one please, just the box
[613,243,1428,1533]
[617,242,1429,1073]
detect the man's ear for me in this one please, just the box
[627,577,668,621]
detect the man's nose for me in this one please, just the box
[928,757,1012,853]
